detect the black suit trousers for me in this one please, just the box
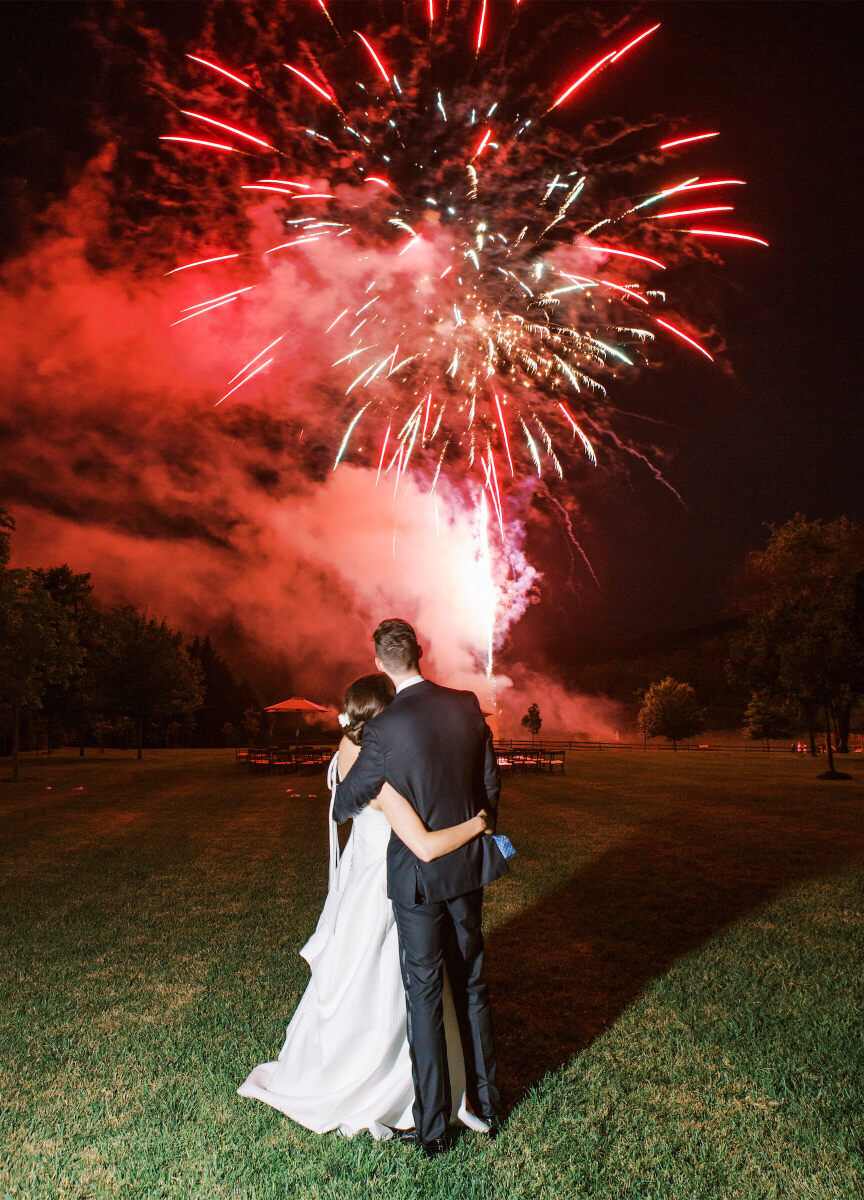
[392,888,500,1144]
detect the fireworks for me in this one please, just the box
[158,2,763,678]
[162,2,763,509]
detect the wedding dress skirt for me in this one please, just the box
[237,755,487,1140]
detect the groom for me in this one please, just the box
[334,617,507,1157]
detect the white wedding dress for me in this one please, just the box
[237,754,488,1140]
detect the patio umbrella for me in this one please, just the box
[265,697,329,713]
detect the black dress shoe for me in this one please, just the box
[395,1127,417,1144]
[480,1116,502,1140]
[419,1136,450,1159]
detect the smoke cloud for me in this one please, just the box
[1,156,619,738]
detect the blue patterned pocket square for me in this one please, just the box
[492,833,516,860]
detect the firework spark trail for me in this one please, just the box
[159,136,237,152]
[164,252,240,275]
[159,2,763,669]
[594,423,688,506]
[187,54,251,89]
[546,492,601,589]
[659,131,719,150]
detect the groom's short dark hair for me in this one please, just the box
[373,618,422,673]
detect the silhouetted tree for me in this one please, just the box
[730,516,864,776]
[521,703,542,744]
[188,635,258,746]
[742,693,797,751]
[241,707,261,746]
[638,678,704,751]
[0,509,13,569]
[573,619,747,731]
[33,566,101,755]
[0,570,82,780]
[93,606,203,759]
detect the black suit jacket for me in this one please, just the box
[333,680,508,903]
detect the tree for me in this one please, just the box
[188,635,259,747]
[730,516,864,778]
[0,509,13,569]
[32,566,101,756]
[0,570,82,780]
[92,606,203,759]
[241,707,261,746]
[638,677,704,751]
[575,621,748,732]
[742,693,797,751]
[520,703,542,744]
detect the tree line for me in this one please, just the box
[0,511,260,780]
[4,509,862,773]
[573,516,864,761]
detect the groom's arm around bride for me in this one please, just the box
[332,647,507,902]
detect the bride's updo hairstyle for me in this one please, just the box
[341,673,396,745]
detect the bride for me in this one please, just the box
[237,673,492,1140]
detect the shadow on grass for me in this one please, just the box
[485,798,864,1112]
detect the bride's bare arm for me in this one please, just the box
[375,783,489,863]
[337,736,360,781]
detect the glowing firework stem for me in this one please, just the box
[170,295,239,326]
[583,245,666,270]
[476,0,488,53]
[226,335,285,385]
[160,136,236,152]
[355,31,390,84]
[214,357,275,406]
[688,229,769,246]
[472,128,492,160]
[558,402,597,464]
[284,63,337,105]
[179,110,272,148]
[478,493,495,679]
[655,318,714,361]
[659,131,719,150]
[677,179,745,192]
[186,55,251,89]
[651,206,733,219]
[334,402,371,469]
[375,424,391,486]
[325,309,349,332]
[181,286,254,312]
[611,23,661,62]
[550,52,616,111]
[494,394,515,477]
[264,236,322,252]
[164,253,239,275]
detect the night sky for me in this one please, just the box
[2,1,862,694]
[510,0,864,664]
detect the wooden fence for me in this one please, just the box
[492,738,811,754]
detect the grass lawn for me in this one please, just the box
[1,748,863,1199]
